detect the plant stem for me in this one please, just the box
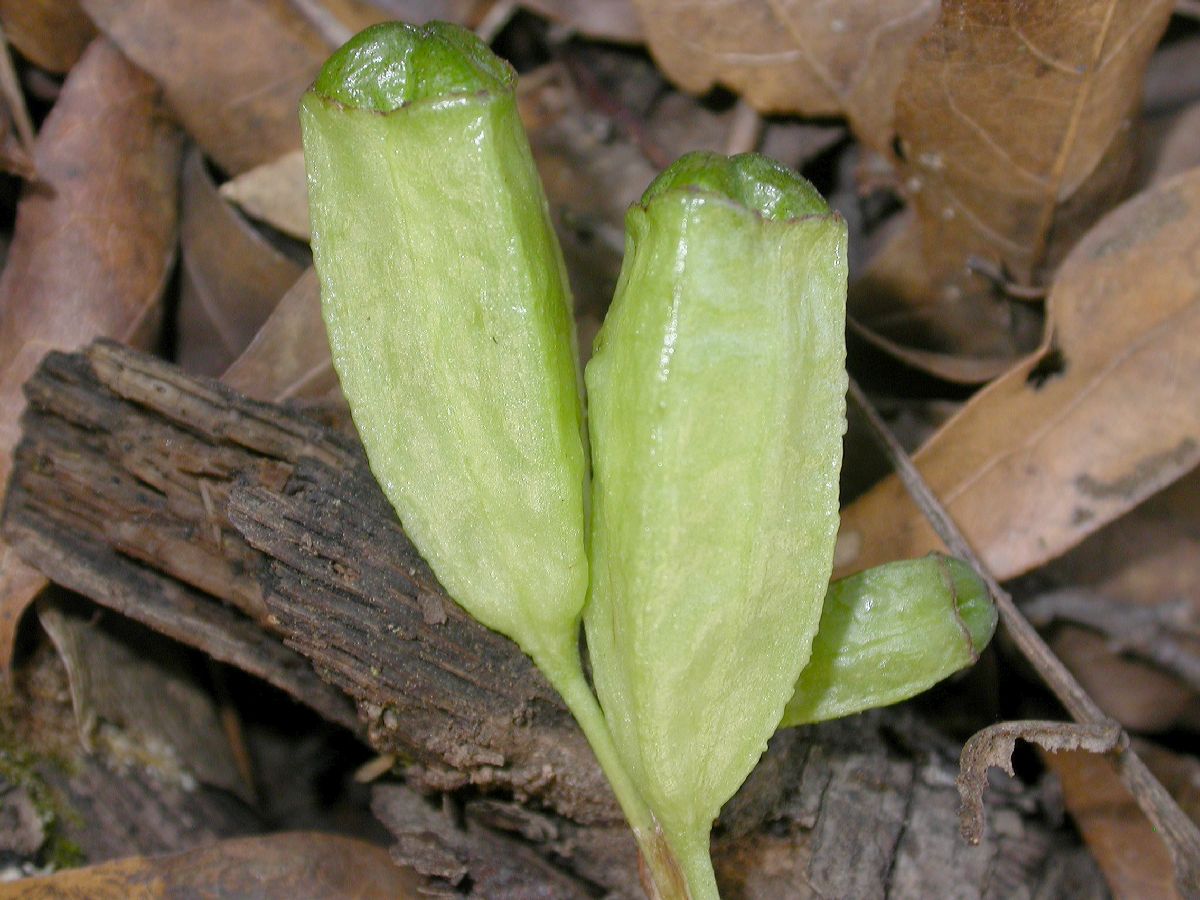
[661,824,719,900]
[536,642,692,899]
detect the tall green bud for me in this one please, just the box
[585,151,848,898]
[300,22,587,677]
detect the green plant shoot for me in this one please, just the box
[784,554,997,726]
[301,22,587,678]
[301,24,999,899]
[300,24,667,871]
[585,151,848,898]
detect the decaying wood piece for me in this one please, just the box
[2,344,357,733]
[1,638,262,874]
[229,455,621,826]
[2,341,1109,897]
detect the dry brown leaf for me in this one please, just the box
[0,831,426,898]
[0,24,36,179]
[630,0,938,153]
[522,0,643,42]
[893,0,1172,314]
[80,0,329,175]
[853,0,1174,377]
[221,267,342,405]
[1042,749,1182,899]
[1033,470,1200,732]
[0,37,182,675]
[848,214,1043,383]
[1047,471,1200,618]
[220,150,310,242]
[177,148,305,377]
[0,0,95,73]
[837,166,1200,581]
[1146,99,1200,186]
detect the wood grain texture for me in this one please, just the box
[2,341,1110,898]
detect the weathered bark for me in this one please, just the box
[2,637,262,873]
[2,341,1107,897]
[229,456,619,826]
[2,343,360,734]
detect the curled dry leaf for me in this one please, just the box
[79,0,328,175]
[0,37,182,674]
[3,831,426,897]
[881,0,1172,369]
[221,267,343,405]
[838,166,1200,582]
[630,0,938,153]
[177,148,305,377]
[956,720,1121,845]
[0,0,96,73]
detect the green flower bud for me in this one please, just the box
[783,554,997,727]
[584,151,848,898]
[300,22,587,677]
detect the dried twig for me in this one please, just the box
[847,376,1200,895]
[286,0,352,50]
[475,1,519,44]
[724,100,763,156]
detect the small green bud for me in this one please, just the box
[782,554,997,727]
